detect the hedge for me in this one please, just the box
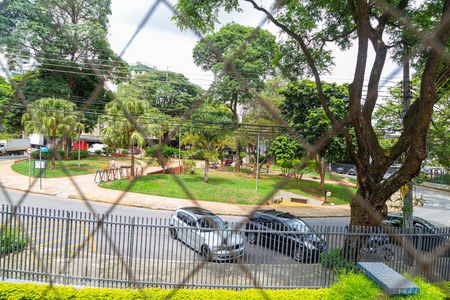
[0,276,446,299]
[0,283,327,300]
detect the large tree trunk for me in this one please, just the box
[204,159,209,183]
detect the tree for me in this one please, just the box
[0,76,13,132]
[182,102,234,182]
[22,98,82,168]
[122,69,203,117]
[280,80,350,189]
[269,135,301,176]
[174,0,450,226]
[191,23,278,171]
[101,97,161,180]
[0,0,126,131]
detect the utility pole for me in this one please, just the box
[255,131,260,192]
[402,54,413,229]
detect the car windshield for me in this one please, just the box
[284,219,311,233]
[197,216,226,231]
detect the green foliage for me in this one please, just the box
[0,278,444,299]
[22,98,84,167]
[0,0,123,131]
[104,147,115,156]
[327,273,383,299]
[182,159,196,174]
[269,135,301,170]
[320,248,357,275]
[0,282,328,299]
[192,23,277,117]
[429,174,450,185]
[280,80,350,163]
[31,150,88,160]
[101,169,355,205]
[0,227,28,254]
[327,273,446,300]
[182,101,234,181]
[95,150,103,155]
[121,69,202,116]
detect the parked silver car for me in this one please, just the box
[169,207,245,261]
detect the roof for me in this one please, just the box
[180,207,215,216]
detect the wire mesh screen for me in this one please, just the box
[0,0,449,298]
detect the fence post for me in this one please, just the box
[63,211,72,285]
[127,217,136,287]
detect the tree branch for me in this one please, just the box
[245,0,355,157]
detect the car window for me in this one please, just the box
[177,211,196,226]
[284,219,311,233]
[197,216,226,231]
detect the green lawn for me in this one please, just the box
[11,156,139,178]
[100,169,356,205]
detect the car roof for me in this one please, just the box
[179,207,216,217]
[254,209,299,220]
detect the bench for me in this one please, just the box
[357,262,420,295]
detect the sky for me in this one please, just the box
[107,0,404,94]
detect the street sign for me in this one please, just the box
[26,147,33,155]
[40,146,49,153]
[34,160,46,169]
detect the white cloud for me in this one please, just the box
[108,0,402,92]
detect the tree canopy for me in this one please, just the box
[174,0,450,225]
[120,69,202,117]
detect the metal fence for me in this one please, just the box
[1,205,449,289]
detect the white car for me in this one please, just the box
[87,143,108,154]
[169,207,244,261]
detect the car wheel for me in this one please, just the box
[293,247,305,262]
[201,245,211,261]
[169,227,177,239]
[247,232,258,244]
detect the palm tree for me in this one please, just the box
[101,96,160,180]
[182,102,234,183]
[22,98,81,169]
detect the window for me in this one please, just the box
[177,211,196,227]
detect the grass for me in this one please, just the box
[100,169,356,205]
[11,156,142,178]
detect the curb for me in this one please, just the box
[2,186,59,197]
[419,182,450,193]
[67,194,351,218]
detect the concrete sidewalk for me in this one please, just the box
[0,160,350,217]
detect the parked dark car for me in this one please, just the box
[336,167,345,174]
[245,210,326,262]
[361,213,450,259]
[347,168,357,176]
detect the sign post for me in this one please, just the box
[27,147,32,189]
[39,146,49,190]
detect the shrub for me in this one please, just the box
[0,283,328,299]
[31,149,65,160]
[183,159,196,174]
[95,150,103,155]
[0,227,28,254]
[104,147,115,156]
[67,150,88,160]
[327,273,446,300]
[320,248,358,274]
[121,149,128,155]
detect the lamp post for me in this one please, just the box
[256,131,260,192]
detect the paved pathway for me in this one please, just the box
[0,160,351,217]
